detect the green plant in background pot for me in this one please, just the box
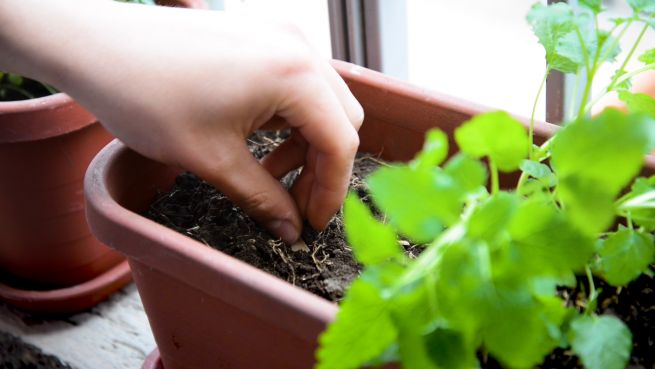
[317,1,655,369]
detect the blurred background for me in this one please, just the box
[210,0,654,122]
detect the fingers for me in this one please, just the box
[188,138,302,244]
[260,130,307,179]
[320,62,364,131]
[277,74,360,230]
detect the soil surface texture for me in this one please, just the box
[146,131,422,301]
[146,131,654,369]
[0,331,71,369]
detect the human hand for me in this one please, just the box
[0,0,363,243]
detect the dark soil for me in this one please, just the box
[0,331,71,369]
[146,131,654,368]
[146,131,422,301]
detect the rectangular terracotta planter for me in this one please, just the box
[85,61,623,368]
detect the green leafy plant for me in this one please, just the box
[317,1,655,369]
[0,0,154,101]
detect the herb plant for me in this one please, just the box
[316,1,655,369]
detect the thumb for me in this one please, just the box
[187,140,302,244]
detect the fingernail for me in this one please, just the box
[267,219,299,244]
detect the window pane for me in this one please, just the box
[407,0,546,119]
[223,0,332,59]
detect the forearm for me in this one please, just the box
[0,0,90,83]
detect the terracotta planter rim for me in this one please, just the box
[0,92,96,143]
[85,140,337,339]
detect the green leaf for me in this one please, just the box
[639,48,655,64]
[368,165,464,243]
[556,176,616,235]
[551,109,655,233]
[397,328,440,369]
[610,68,632,91]
[520,160,552,180]
[412,129,449,170]
[527,2,579,73]
[443,154,488,193]
[424,326,476,369]
[316,279,397,369]
[557,21,619,71]
[580,0,602,13]
[343,194,403,266]
[619,176,655,230]
[454,111,529,172]
[628,0,655,13]
[481,286,563,369]
[618,90,655,118]
[509,198,595,274]
[597,228,655,286]
[7,74,23,86]
[569,315,632,369]
[468,192,518,244]
[520,159,556,187]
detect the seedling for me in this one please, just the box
[317,1,655,369]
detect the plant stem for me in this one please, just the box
[490,159,499,195]
[530,68,550,159]
[568,70,581,121]
[583,62,655,114]
[607,21,649,92]
[43,83,58,95]
[576,72,594,120]
[584,265,598,315]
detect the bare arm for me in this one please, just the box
[0,0,363,243]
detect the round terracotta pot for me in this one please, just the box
[0,93,123,288]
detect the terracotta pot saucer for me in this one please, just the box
[142,349,163,369]
[0,260,131,314]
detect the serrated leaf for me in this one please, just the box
[597,228,655,286]
[343,194,403,266]
[628,0,655,13]
[557,21,619,71]
[569,315,632,369]
[468,192,518,244]
[551,109,655,233]
[580,0,602,13]
[527,3,579,73]
[443,154,488,193]
[639,48,655,64]
[316,279,396,369]
[454,111,529,172]
[509,198,595,274]
[368,165,464,243]
[412,129,448,170]
[618,90,655,118]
